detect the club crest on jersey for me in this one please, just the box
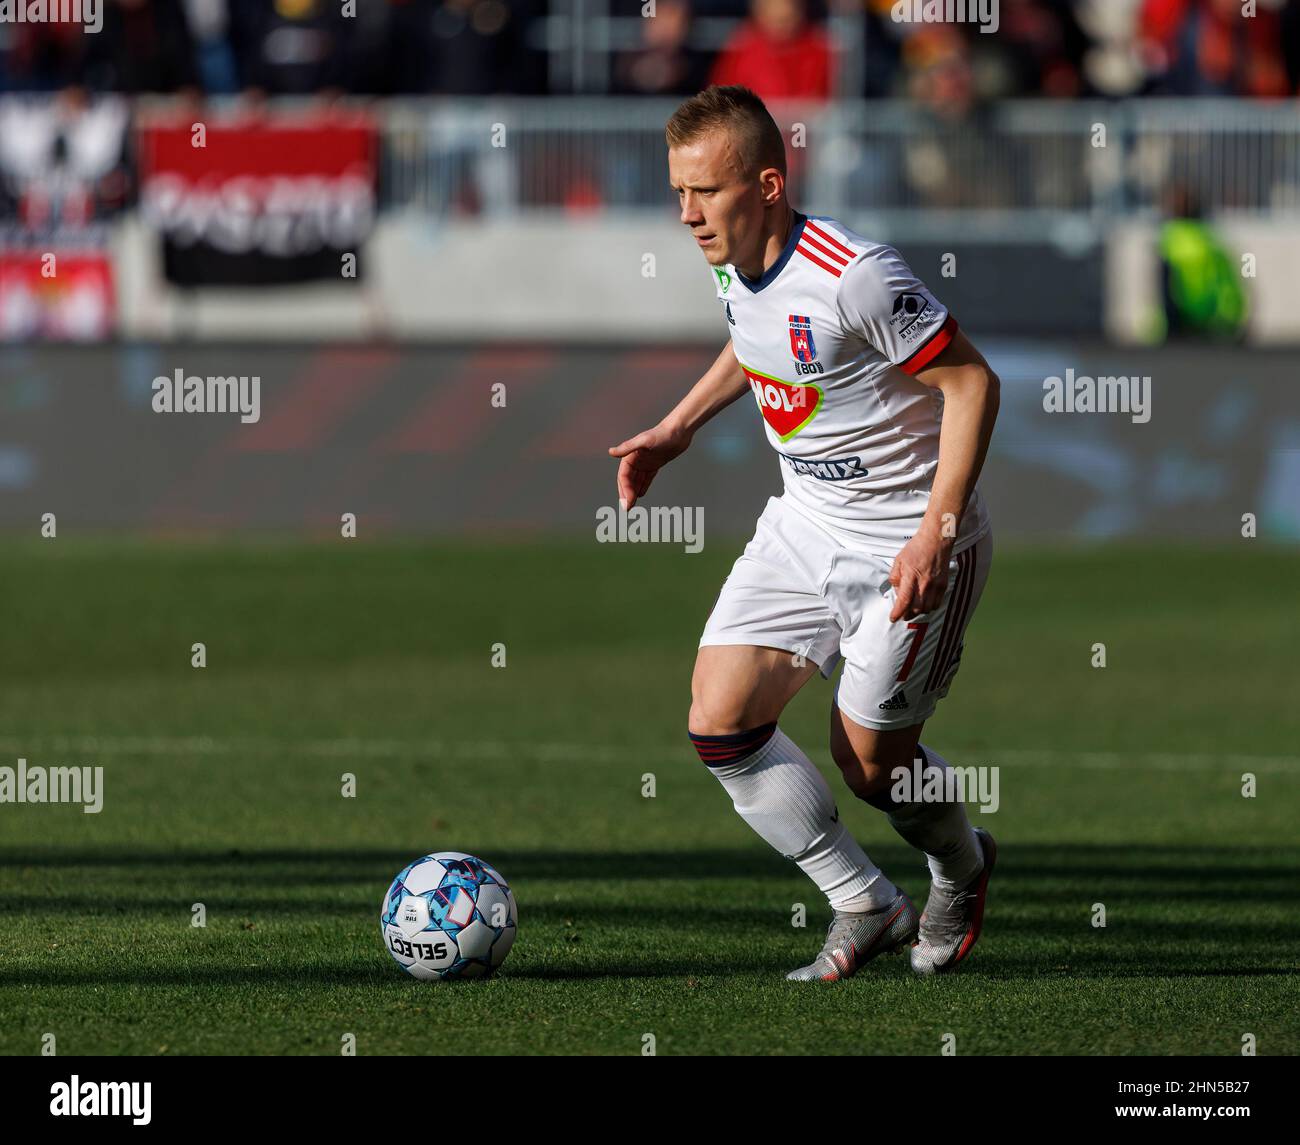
[788,314,817,363]
[740,362,822,442]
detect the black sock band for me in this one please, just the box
[689,721,778,768]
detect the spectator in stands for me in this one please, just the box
[1284,0,1300,96]
[859,1,904,99]
[708,0,833,101]
[899,26,1015,210]
[970,0,1088,98]
[227,0,350,95]
[346,0,435,95]
[1,9,92,92]
[81,0,201,95]
[612,0,712,97]
[903,24,974,122]
[425,0,546,95]
[1140,0,1289,97]
[182,0,241,94]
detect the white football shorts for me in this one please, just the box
[698,495,993,730]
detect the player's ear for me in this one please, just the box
[758,166,784,205]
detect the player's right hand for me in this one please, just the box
[607,422,693,510]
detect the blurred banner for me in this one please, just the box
[0,94,127,342]
[0,251,113,340]
[137,111,377,287]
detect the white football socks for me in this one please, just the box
[707,727,897,913]
[877,744,983,891]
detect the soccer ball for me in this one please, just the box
[380,851,517,981]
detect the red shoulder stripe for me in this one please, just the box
[795,242,844,277]
[799,229,853,268]
[804,220,857,259]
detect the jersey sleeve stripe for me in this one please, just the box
[795,242,845,277]
[898,314,957,375]
[804,220,858,260]
[799,229,854,267]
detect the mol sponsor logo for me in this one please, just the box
[741,363,822,442]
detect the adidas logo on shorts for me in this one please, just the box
[879,691,910,711]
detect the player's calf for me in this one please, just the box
[688,646,907,977]
[827,715,921,803]
[690,721,896,912]
[832,714,986,919]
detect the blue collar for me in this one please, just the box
[735,211,806,293]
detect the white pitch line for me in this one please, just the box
[0,737,1295,772]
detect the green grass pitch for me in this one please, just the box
[0,536,1297,1055]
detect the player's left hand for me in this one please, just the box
[888,528,953,622]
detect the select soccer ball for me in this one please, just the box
[380,852,518,981]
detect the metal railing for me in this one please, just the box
[382,97,1300,236]
[5,93,1297,238]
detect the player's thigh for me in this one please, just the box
[829,705,924,800]
[693,501,841,735]
[829,532,993,733]
[689,644,819,735]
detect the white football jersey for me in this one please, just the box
[712,211,991,554]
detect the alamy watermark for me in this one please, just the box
[0,1,103,34]
[890,756,999,814]
[596,503,703,553]
[891,0,999,34]
[152,370,261,423]
[50,1076,150,1125]
[0,758,103,813]
[1043,368,1151,424]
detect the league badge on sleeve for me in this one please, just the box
[789,314,817,363]
[889,292,935,344]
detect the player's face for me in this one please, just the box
[669,131,766,270]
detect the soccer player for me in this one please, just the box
[608,86,1000,981]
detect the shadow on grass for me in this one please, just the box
[2,845,1298,986]
[3,895,1300,953]
[0,953,1295,989]
[3,844,1299,881]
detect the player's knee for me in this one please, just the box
[687,697,747,737]
[688,681,776,737]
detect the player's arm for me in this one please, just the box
[607,339,749,509]
[834,248,999,622]
[892,329,1000,620]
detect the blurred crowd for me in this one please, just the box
[2,0,1298,240]
[0,0,1298,100]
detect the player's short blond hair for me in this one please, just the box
[665,85,787,178]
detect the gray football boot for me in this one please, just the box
[910,827,997,976]
[786,889,920,982]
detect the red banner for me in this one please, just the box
[138,113,378,286]
[0,253,115,341]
